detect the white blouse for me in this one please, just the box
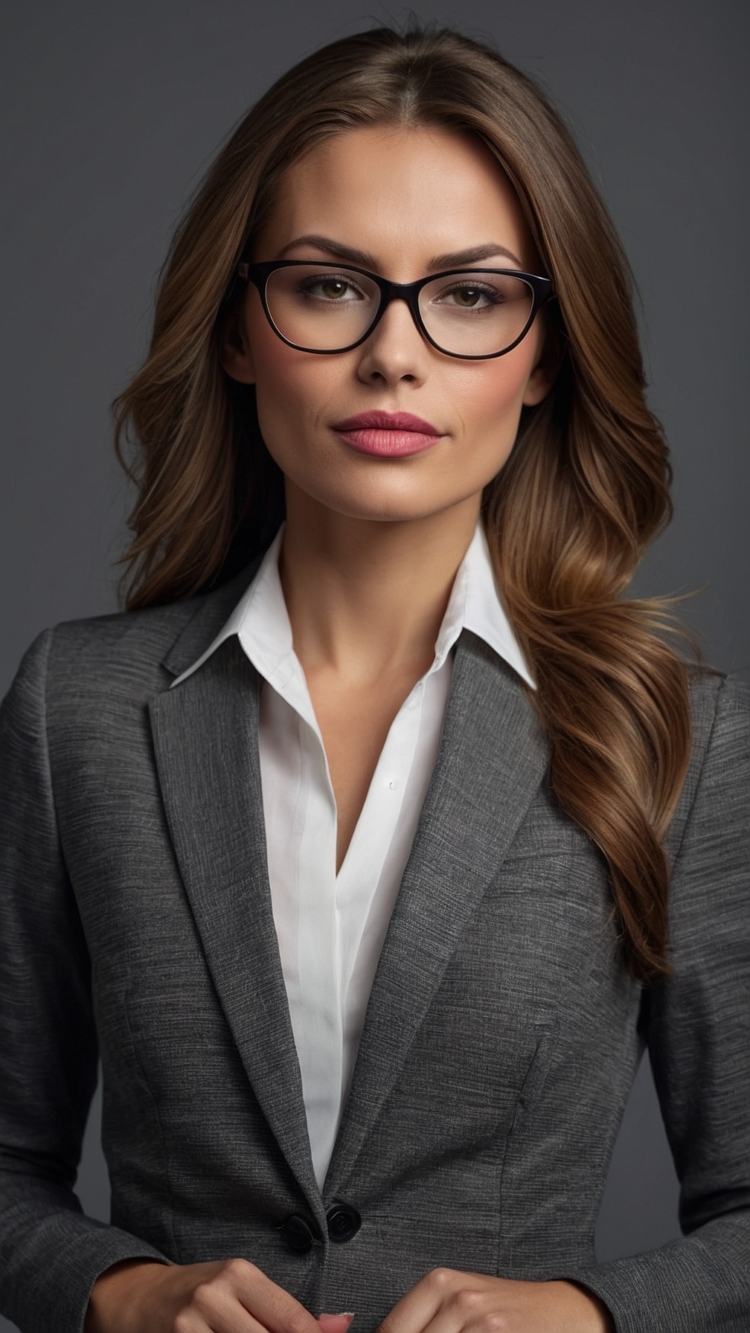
[173,521,534,1189]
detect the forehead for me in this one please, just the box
[254,124,535,270]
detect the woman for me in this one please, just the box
[0,23,747,1333]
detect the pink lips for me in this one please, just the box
[332,410,443,457]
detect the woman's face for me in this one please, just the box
[222,124,552,525]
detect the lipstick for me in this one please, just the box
[332,410,443,457]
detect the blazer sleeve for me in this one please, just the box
[0,631,170,1333]
[564,674,750,1333]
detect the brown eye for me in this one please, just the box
[298,274,367,303]
[320,279,349,300]
[452,286,483,307]
[432,281,501,311]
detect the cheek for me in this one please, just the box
[447,344,539,446]
[247,321,348,492]
[249,316,335,424]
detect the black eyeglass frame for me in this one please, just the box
[236,259,554,361]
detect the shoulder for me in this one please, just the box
[685,668,749,777]
[666,668,749,870]
[21,599,202,713]
[688,666,748,724]
[48,598,197,695]
[4,560,260,718]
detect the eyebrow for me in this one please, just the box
[276,234,524,271]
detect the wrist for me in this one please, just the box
[546,1280,615,1333]
[85,1260,171,1333]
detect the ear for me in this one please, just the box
[521,314,560,407]
[219,302,256,385]
[521,360,554,407]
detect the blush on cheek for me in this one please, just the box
[250,328,347,455]
[253,365,334,487]
[453,351,537,437]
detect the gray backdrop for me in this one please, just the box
[1,1,747,1328]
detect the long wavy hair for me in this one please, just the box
[114,24,696,984]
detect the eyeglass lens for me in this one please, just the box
[263,265,535,356]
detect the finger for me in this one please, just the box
[189,1274,270,1333]
[318,1315,355,1333]
[405,1291,484,1333]
[223,1258,322,1333]
[377,1268,457,1333]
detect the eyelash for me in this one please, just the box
[299,276,367,299]
[434,282,504,305]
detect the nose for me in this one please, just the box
[355,295,430,387]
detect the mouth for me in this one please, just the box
[331,410,443,458]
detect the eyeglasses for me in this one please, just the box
[236,260,554,360]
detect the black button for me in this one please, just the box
[326,1201,361,1243]
[279,1213,320,1254]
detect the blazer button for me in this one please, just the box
[326,1201,361,1243]
[279,1213,321,1254]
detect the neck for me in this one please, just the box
[278,485,481,685]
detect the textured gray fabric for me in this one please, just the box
[0,570,748,1333]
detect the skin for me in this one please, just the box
[85,126,613,1333]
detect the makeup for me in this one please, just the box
[332,409,442,457]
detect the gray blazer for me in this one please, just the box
[0,562,748,1333]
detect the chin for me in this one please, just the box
[307,479,479,525]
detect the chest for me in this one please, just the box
[48,639,640,1130]
[303,658,438,872]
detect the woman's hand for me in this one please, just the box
[85,1257,355,1333]
[377,1268,614,1333]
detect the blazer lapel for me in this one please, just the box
[149,632,322,1218]
[324,631,550,1199]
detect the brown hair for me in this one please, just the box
[114,24,696,983]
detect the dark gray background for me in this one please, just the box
[1,1,747,1328]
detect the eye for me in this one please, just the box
[435,282,502,310]
[299,274,366,302]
